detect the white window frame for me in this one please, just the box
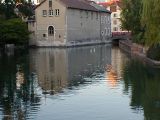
[49,10,54,16]
[55,9,60,16]
[42,10,47,17]
[101,16,104,23]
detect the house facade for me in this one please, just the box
[28,0,111,47]
[99,0,124,32]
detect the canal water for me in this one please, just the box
[0,45,160,120]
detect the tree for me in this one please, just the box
[0,18,29,45]
[142,0,160,46]
[121,0,144,44]
[3,0,16,19]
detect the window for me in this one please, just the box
[42,10,47,16]
[55,9,60,16]
[108,28,111,36]
[32,22,34,27]
[86,11,88,18]
[106,16,110,23]
[49,0,52,8]
[113,27,118,31]
[105,28,107,35]
[48,26,54,35]
[91,12,93,20]
[113,20,117,25]
[96,12,98,20]
[101,31,104,35]
[49,10,54,16]
[80,10,83,18]
[107,16,110,23]
[43,34,46,37]
[101,16,104,23]
[113,13,117,17]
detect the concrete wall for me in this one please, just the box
[28,21,36,45]
[66,8,101,45]
[100,12,111,41]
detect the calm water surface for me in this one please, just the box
[0,45,160,120]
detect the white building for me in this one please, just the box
[99,0,124,32]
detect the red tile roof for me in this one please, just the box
[98,0,122,9]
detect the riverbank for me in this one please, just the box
[119,40,160,68]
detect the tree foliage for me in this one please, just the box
[121,0,144,44]
[142,0,160,46]
[0,0,34,46]
[17,3,34,17]
[0,18,29,45]
[121,0,160,47]
[0,0,16,19]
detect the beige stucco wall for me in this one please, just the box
[28,21,36,45]
[32,0,67,46]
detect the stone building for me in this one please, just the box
[28,0,111,47]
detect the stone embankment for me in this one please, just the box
[119,40,160,67]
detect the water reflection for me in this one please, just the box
[29,45,112,94]
[0,50,41,120]
[123,60,160,120]
[105,47,128,88]
[0,45,160,120]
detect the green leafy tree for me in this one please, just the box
[121,0,144,44]
[0,18,29,45]
[5,0,16,19]
[142,0,160,46]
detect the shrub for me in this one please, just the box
[147,44,160,61]
[0,18,29,45]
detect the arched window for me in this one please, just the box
[48,26,54,36]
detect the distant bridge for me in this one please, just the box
[112,32,131,45]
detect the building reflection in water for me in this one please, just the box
[105,47,129,87]
[29,45,112,95]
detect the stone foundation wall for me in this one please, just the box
[119,40,160,67]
